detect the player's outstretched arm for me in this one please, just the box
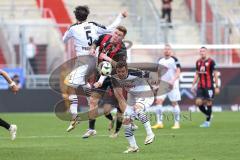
[106,10,128,31]
[62,28,73,43]
[0,70,19,94]
[97,10,128,34]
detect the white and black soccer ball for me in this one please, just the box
[98,61,112,76]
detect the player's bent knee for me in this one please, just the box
[195,98,203,106]
[134,103,144,113]
[103,104,112,114]
[89,97,99,109]
[122,118,131,125]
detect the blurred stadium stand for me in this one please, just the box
[0,0,239,112]
[0,0,239,90]
[0,0,68,89]
[208,0,240,44]
[63,0,142,44]
[151,0,201,44]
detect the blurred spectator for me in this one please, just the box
[161,0,173,28]
[26,37,37,74]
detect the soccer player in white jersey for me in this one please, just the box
[0,69,19,140]
[62,5,127,132]
[151,44,181,129]
[112,61,155,153]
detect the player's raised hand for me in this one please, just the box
[121,10,128,18]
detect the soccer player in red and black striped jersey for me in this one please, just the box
[191,47,220,127]
[82,26,127,138]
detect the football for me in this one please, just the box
[98,61,112,76]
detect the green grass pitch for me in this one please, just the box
[0,112,240,160]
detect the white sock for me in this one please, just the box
[124,124,138,148]
[70,104,78,119]
[173,105,180,125]
[155,105,163,124]
[126,135,138,148]
[144,121,154,136]
[69,94,78,119]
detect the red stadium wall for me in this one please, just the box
[232,49,240,63]
[36,0,72,35]
[185,0,213,44]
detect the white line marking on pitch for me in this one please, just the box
[0,132,239,140]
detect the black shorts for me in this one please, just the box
[93,77,123,113]
[98,94,123,113]
[196,88,215,100]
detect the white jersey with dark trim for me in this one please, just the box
[63,14,124,56]
[158,56,181,88]
[114,74,154,106]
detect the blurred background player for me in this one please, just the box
[62,5,127,132]
[26,37,37,74]
[151,44,181,129]
[112,61,155,153]
[82,26,127,138]
[0,69,19,140]
[191,47,220,128]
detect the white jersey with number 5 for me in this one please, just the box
[63,14,124,56]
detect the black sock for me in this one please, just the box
[0,118,10,130]
[105,114,113,121]
[89,119,96,130]
[199,105,208,116]
[115,117,122,133]
[206,106,212,121]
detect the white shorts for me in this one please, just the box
[135,97,154,109]
[156,87,181,102]
[64,64,88,88]
[124,97,154,119]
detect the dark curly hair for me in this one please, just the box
[116,61,128,69]
[74,5,90,22]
